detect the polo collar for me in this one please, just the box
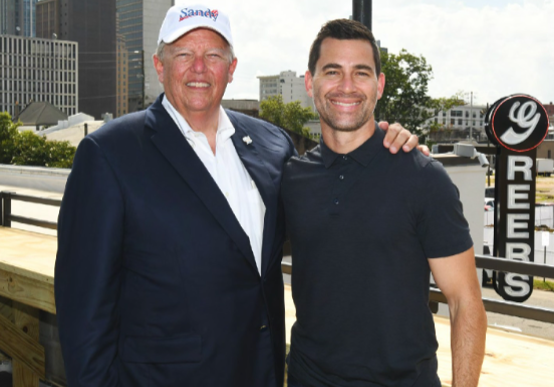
[320,123,384,168]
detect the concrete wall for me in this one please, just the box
[0,165,69,193]
[432,155,487,317]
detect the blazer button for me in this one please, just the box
[260,325,268,332]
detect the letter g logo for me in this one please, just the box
[485,94,549,152]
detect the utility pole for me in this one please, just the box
[353,0,372,31]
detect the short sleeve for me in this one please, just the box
[415,159,474,258]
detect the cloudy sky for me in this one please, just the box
[175,0,554,107]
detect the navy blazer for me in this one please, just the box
[55,95,296,387]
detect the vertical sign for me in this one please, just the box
[485,94,550,302]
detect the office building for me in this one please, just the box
[56,0,116,119]
[116,0,173,112]
[35,0,59,39]
[426,104,487,143]
[116,32,128,117]
[258,70,312,109]
[0,34,78,118]
[0,0,37,37]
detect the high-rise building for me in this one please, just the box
[258,70,313,109]
[0,0,37,37]
[116,0,173,112]
[35,0,59,39]
[56,0,116,119]
[116,32,128,117]
[0,34,78,118]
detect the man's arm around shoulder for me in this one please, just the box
[429,247,487,387]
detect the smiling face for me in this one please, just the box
[305,37,385,134]
[153,28,237,121]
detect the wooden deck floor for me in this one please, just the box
[1,227,554,386]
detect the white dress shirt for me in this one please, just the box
[162,96,266,274]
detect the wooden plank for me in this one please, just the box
[12,302,40,387]
[0,295,14,321]
[0,295,14,363]
[0,227,56,283]
[0,268,56,314]
[0,312,45,379]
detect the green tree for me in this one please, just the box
[0,112,21,163]
[0,111,76,168]
[260,95,317,137]
[376,49,463,137]
[45,141,76,168]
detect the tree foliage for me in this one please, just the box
[376,49,463,137]
[0,112,21,163]
[0,112,76,168]
[260,95,316,137]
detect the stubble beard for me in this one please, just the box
[315,92,377,133]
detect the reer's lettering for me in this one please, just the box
[507,155,533,181]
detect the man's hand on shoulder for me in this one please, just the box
[379,121,430,156]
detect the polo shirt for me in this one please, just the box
[281,125,473,387]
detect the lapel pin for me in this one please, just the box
[242,136,253,145]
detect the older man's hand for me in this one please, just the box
[379,121,430,156]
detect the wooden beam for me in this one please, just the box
[0,295,14,321]
[0,312,45,379]
[0,295,14,363]
[0,268,56,315]
[12,302,40,387]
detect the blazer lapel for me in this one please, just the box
[229,116,278,276]
[145,100,258,273]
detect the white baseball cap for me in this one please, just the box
[157,4,233,47]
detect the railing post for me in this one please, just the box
[1,191,13,227]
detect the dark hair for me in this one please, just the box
[308,19,381,76]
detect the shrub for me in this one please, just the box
[0,111,76,168]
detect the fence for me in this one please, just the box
[484,205,554,228]
[2,190,554,325]
[1,191,60,229]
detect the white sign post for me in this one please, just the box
[542,231,550,282]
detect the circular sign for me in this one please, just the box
[485,94,550,152]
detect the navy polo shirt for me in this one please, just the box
[282,125,473,387]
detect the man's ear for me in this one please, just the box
[377,72,385,100]
[305,70,314,98]
[227,57,238,83]
[153,54,164,84]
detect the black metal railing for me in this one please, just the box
[2,191,554,325]
[1,191,61,230]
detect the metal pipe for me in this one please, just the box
[352,0,372,31]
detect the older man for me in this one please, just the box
[55,4,420,387]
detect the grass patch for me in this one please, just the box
[534,279,554,291]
